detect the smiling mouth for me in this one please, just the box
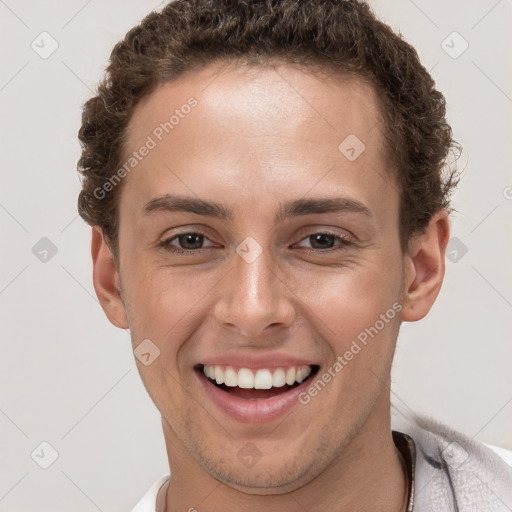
[195,364,320,400]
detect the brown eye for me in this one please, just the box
[175,233,204,250]
[295,232,352,252]
[309,233,336,249]
[160,231,216,254]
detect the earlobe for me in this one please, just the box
[401,210,450,322]
[91,227,129,329]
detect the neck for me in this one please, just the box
[158,391,406,512]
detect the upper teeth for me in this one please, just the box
[203,365,312,389]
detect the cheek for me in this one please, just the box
[122,267,213,413]
[292,261,403,411]
[123,262,223,351]
[291,255,403,344]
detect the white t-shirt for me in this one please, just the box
[130,475,169,512]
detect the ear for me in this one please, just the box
[91,226,129,329]
[401,209,450,322]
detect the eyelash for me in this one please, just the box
[158,230,353,255]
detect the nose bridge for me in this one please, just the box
[237,242,274,306]
[213,237,294,335]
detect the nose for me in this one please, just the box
[212,241,295,338]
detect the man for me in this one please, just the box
[76,0,512,510]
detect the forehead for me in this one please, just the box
[121,61,396,223]
[126,61,384,147]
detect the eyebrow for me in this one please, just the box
[141,194,373,222]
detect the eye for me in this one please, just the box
[159,231,217,254]
[294,232,352,252]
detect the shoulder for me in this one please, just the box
[400,416,512,511]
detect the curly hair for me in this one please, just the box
[77,0,460,258]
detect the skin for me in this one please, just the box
[91,61,450,511]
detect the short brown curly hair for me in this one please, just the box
[77,0,459,258]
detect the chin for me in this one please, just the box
[201,457,317,495]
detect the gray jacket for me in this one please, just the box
[401,416,512,511]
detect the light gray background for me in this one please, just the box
[1,0,511,510]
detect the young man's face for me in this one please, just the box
[92,62,446,493]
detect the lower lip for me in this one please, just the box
[197,369,315,424]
